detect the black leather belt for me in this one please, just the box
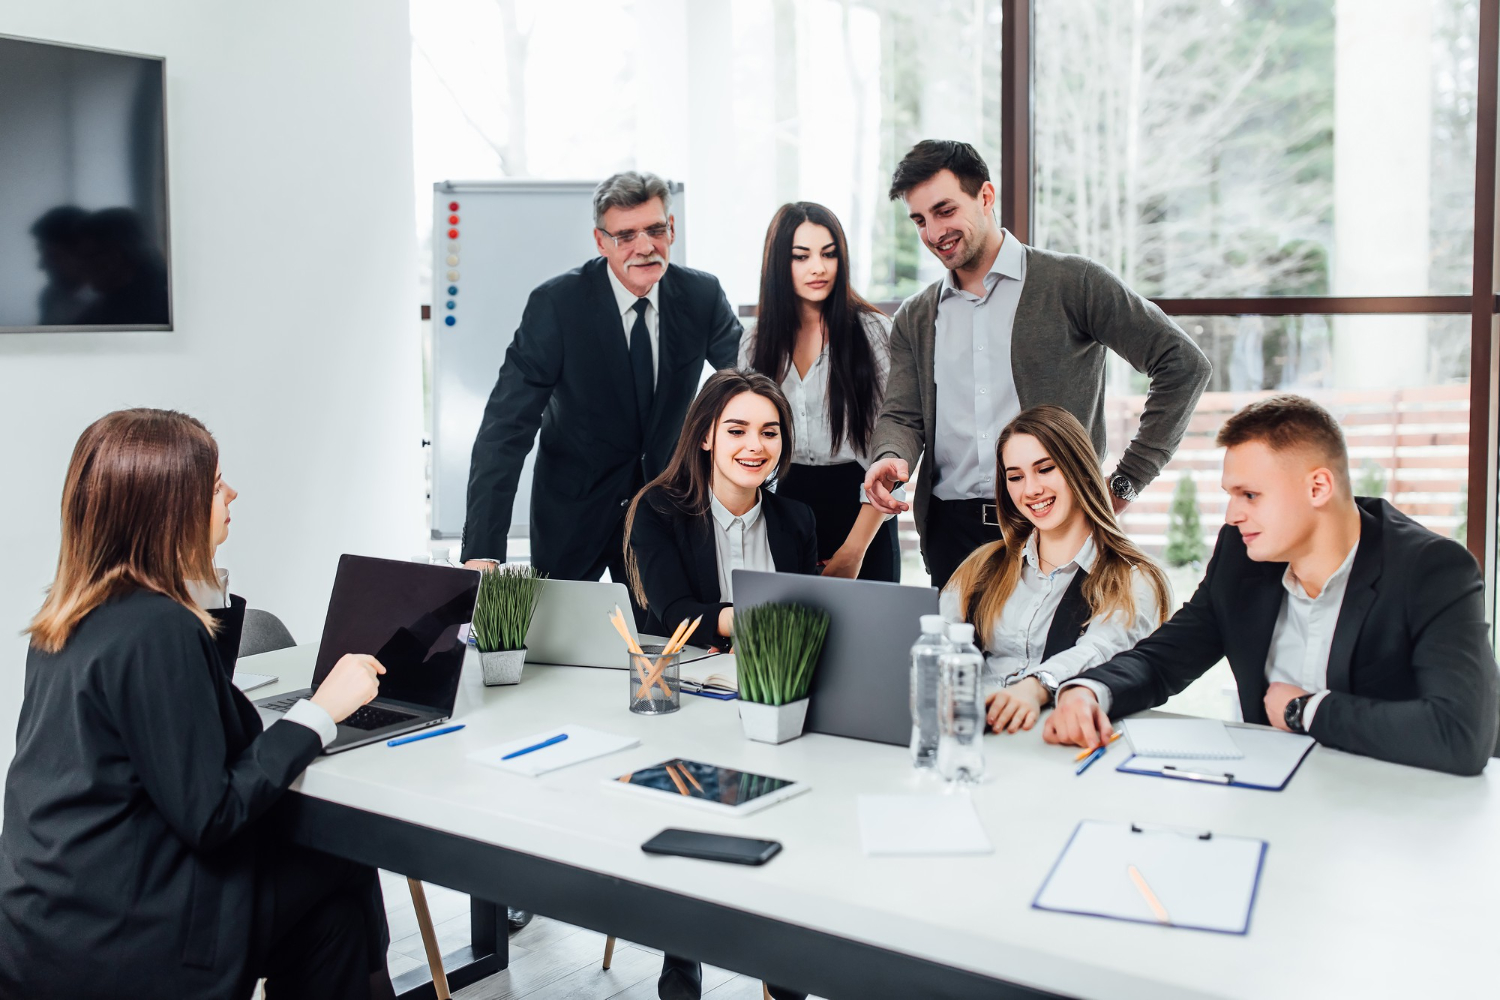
[935,497,1002,527]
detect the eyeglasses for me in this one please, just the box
[597,222,672,248]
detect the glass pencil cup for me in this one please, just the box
[628,645,681,715]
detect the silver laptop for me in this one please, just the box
[732,569,939,746]
[256,554,480,753]
[524,578,718,668]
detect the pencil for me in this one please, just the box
[1074,744,1107,775]
[1128,864,1172,925]
[664,763,691,796]
[607,608,644,655]
[1074,730,1123,762]
[678,765,705,794]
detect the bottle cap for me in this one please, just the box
[920,614,945,634]
[946,622,975,644]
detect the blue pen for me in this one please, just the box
[387,724,465,747]
[501,733,569,760]
[1075,743,1107,775]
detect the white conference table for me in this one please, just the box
[243,645,1499,1000]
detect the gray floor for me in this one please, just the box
[380,873,806,1000]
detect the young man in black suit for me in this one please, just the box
[461,171,742,588]
[1045,395,1497,776]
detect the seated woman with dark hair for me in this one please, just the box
[0,408,396,1000]
[942,405,1171,734]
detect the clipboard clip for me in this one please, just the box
[1161,764,1234,785]
[1130,821,1213,841]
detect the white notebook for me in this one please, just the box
[1033,820,1266,934]
[232,672,277,693]
[1122,719,1243,760]
[857,794,993,856]
[467,725,639,777]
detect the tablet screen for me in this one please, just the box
[615,758,797,808]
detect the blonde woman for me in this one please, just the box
[941,405,1172,734]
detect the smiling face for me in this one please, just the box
[210,463,237,548]
[789,220,838,306]
[901,168,997,272]
[1221,440,1331,563]
[702,391,783,496]
[594,196,674,297]
[1002,433,1080,534]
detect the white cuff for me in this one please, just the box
[1302,690,1332,729]
[1059,678,1114,715]
[279,698,338,748]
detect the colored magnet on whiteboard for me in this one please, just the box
[444,316,456,326]
[446,270,459,281]
[448,201,459,211]
[446,300,455,309]
[447,285,458,295]
[446,254,459,266]
[448,241,460,252]
[447,228,459,239]
[448,214,459,225]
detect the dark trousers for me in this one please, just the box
[924,496,1003,591]
[777,462,900,583]
[249,844,392,1000]
[660,953,805,1000]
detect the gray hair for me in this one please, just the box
[593,171,672,227]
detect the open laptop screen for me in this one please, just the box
[310,555,480,712]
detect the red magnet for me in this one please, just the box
[448,201,460,211]
[448,214,459,224]
[447,228,459,239]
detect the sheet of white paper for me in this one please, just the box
[232,672,277,693]
[857,794,993,857]
[1034,820,1265,934]
[1122,727,1315,789]
[1122,718,1244,759]
[467,725,640,777]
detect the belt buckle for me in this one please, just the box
[982,503,1000,527]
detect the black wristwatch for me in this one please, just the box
[1109,474,1139,504]
[1284,693,1312,734]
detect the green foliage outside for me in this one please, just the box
[1454,495,1467,544]
[471,564,545,653]
[1354,460,1387,500]
[734,603,831,707]
[1164,474,1207,568]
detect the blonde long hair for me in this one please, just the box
[27,408,220,652]
[946,405,1170,646]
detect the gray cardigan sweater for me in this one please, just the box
[868,242,1211,559]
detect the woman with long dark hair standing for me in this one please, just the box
[741,201,899,581]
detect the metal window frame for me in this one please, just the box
[1004,0,1500,579]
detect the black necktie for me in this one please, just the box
[630,297,653,427]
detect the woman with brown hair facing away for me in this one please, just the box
[741,201,898,581]
[942,405,1172,734]
[0,408,396,1000]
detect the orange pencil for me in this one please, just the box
[1074,730,1122,762]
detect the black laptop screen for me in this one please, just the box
[310,555,480,712]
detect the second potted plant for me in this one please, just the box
[471,564,545,686]
[733,601,830,744]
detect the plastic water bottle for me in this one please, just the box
[937,622,986,783]
[909,614,949,768]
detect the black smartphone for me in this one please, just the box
[641,828,783,866]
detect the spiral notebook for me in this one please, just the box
[1121,719,1243,760]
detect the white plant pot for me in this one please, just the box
[738,698,809,745]
[479,647,526,686]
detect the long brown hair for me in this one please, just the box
[624,369,795,607]
[946,405,1170,646]
[27,408,220,652]
[748,202,883,455]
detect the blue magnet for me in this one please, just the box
[446,300,456,309]
[444,316,456,326]
[447,285,458,295]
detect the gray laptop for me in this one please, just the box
[256,554,480,753]
[524,578,718,668]
[732,570,939,746]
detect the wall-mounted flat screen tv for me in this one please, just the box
[0,35,170,332]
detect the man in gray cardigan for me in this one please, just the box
[864,140,1212,589]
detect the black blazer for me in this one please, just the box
[462,257,742,577]
[628,486,819,649]
[1078,498,1499,776]
[0,591,324,998]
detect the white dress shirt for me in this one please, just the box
[930,230,1027,501]
[738,311,893,466]
[938,534,1165,695]
[709,491,775,602]
[605,261,662,383]
[1064,542,1359,730]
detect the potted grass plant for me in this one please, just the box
[471,564,545,686]
[733,602,830,744]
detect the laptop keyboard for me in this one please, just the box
[259,696,302,713]
[341,705,418,731]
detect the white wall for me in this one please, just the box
[0,0,426,767]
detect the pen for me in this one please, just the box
[387,724,465,747]
[1075,744,1107,775]
[500,733,569,760]
[1127,864,1172,925]
[1074,730,1122,762]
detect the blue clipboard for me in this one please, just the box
[1116,727,1315,791]
[1032,820,1268,935]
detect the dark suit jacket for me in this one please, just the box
[628,486,819,650]
[1077,498,1499,776]
[0,591,324,998]
[462,257,742,577]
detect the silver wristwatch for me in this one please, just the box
[1109,474,1139,504]
[1028,670,1061,705]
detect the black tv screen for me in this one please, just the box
[0,36,170,332]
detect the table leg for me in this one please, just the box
[391,898,508,999]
